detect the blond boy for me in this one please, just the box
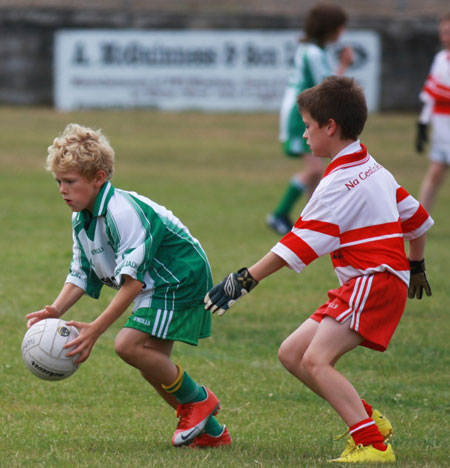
[26,124,231,448]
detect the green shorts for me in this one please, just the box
[124,303,211,346]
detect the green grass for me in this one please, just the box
[0,108,449,467]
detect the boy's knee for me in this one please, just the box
[114,334,132,360]
[301,351,322,376]
[278,340,296,371]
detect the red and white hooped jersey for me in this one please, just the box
[271,141,434,286]
[421,50,450,116]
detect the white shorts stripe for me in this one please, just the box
[336,276,362,324]
[336,276,363,323]
[157,309,168,337]
[349,276,362,310]
[162,310,174,339]
[152,309,162,335]
[333,275,375,330]
[353,274,374,331]
[349,275,374,331]
[336,308,353,322]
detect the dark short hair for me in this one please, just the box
[297,76,367,140]
[304,3,348,45]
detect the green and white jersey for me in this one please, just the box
[279,42,331,155]
[286,42,331,92]
[66,182,213,312]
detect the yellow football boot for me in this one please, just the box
[329,443,396,463]
[336,409,393,458]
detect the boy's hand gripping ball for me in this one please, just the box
[21,318,81,381]
[204,268,258,315]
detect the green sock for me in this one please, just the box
[204,416,223,437]
[273,177,305,216]
[163,367,222,436]
[170,370,206,404]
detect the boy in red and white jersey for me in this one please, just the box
[416,12,450,212]
[205,76,432,463]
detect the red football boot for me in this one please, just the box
[171,387,220,447]
[189,425,232,448]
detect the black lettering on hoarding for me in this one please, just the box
[224,43,238,66]
[99,41,217,67]
[72,43,89,65]
[245,43,277,66]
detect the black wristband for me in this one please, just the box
[236,267,259,291]
[409,259,425,275]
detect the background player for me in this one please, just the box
[266,3,354,235]
[25,124,231,449]
[206,77,432,463]
[415,12,450,212]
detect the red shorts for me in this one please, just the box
[310,272,407,352]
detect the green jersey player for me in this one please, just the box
[26,123,230,448]
[267,3,354,235]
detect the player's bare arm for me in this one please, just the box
[408,233,427,261]
[66,275,143,364]
[248,251,287,281]
[26,282,85,328]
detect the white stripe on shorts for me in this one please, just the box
[152,309,162,335]
[157,309,168,337]
[350,275,373,331]
[336,276,363,322]
[335,275,374,331]
[162,310,174,339]
[350,274,374,332]
[149,308,175,339]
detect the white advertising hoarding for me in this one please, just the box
[54,29,380,112]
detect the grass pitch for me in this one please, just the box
[0,108,449,468]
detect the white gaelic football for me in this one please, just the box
[21,318,80,381]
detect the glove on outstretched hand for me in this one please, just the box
[415,122,428,153]
[204,267,259,316]
[408,259,432,299]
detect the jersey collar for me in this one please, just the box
[78,182,115,240]
[91,181,115,218]
[323,142,369,178]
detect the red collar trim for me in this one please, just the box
[323,144,369,178]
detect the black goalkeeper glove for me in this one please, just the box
[408,259,432,299]
[415,122,428,154]
[204,267,259,315]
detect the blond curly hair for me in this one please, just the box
[46,123,114,180]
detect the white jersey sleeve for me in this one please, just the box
[66,229,88,291]
[307,44,333,85]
